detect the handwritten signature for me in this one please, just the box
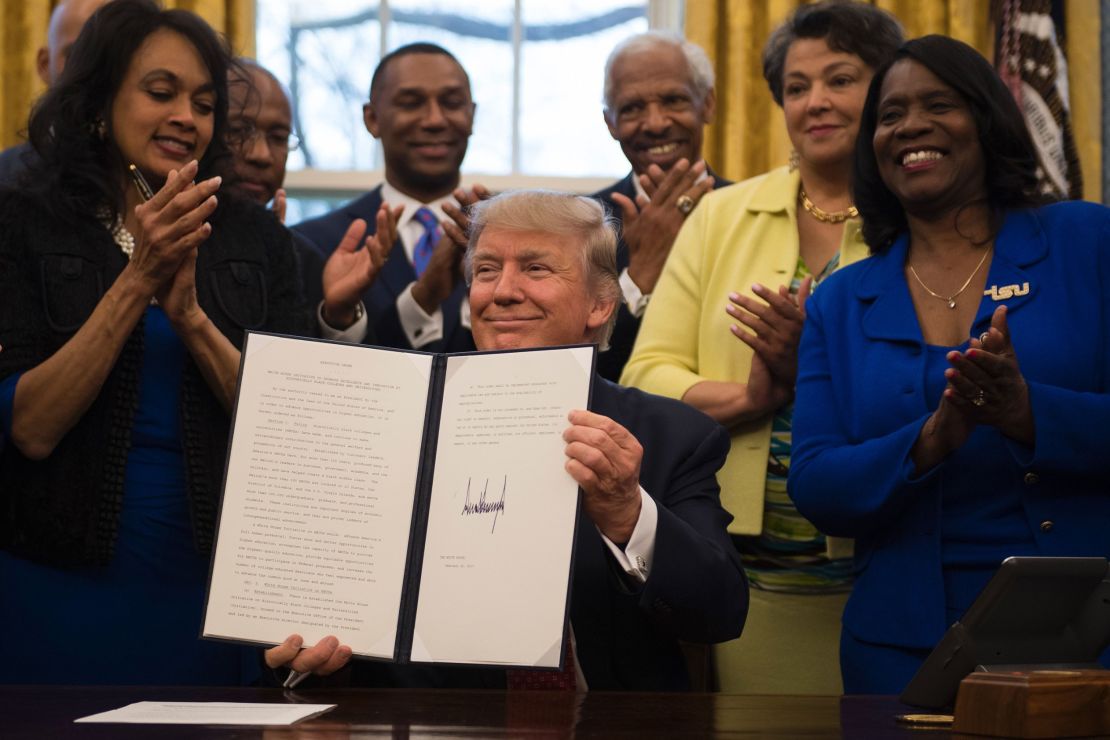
[460,476,507,533]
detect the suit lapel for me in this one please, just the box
[975,210,1045,332]
[615,172,637,200]
[855,211,1048,343]
[855,236,923,344]
[705,165,732,189]
[377,237,415,300]
[357,185,416,303]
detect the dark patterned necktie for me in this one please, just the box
[412,206,439,278]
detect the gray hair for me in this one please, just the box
[603,31,714,114]
[465,190,621,349]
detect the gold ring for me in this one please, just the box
[972,391,987,407]
[676,195,695,215]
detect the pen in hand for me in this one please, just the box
[128,163,155,202]
[283,669,310,690]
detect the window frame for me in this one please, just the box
[273,0,686,199]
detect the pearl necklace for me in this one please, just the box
[97,208,136,259]
[799,188,858,224]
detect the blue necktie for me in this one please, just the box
[412,207,440,278]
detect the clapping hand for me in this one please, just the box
[726,278,812,388]
[943,305,1034,445]
[441,183,490,250]
[130,161,220,328]
[411,184,490,314]
[913,306,1033,473]
[610,159,714,294]
[722,277,812,416]
[321,204,401,328]
[270,188,287,224]
[131,161,219,302]
[453,183,491,210]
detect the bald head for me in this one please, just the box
[37,0,110,85]
[227,60,295,205]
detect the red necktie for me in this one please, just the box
[506,631,577,691]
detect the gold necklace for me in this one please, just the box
[907,246,993,309]
[799,188,858,224]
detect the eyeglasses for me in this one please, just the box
[227,122,301,153]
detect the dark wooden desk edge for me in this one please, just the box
[0,686,949,739]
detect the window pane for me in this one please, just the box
[389,0,515,175]
[256,1,652,179]
[285,195,352,226]
[520,2,647,178]
[257,2,381,171]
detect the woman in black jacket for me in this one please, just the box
[0,0,308,684]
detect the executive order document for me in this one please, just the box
[203,334,593,668]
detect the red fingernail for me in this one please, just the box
[967,349,978,358]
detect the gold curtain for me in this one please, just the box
[0,0,254,149]
[687,0,1101,202]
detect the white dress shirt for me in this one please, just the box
[598,487,658,584]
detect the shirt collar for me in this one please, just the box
[748,165,800,214]
[380,181,457,229]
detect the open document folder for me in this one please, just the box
[203,334,594,670]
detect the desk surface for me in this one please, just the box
[0,686,952,739]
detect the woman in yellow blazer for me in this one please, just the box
[621,2,901,694]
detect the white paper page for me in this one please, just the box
[411,346,593,666]
[205,335,432,658]
[74,702,335,725]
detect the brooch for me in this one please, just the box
[984,282,1030,301]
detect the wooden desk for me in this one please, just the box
[0,686,949,738]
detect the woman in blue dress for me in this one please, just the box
[0,0,317,684]
[788,35,1110,694]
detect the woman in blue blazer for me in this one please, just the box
[788,35,1110,695]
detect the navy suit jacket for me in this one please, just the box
[592,168,731,381]
[349,376,747,691]
[292,185,473,352]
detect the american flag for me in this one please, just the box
[996,0,1083,200]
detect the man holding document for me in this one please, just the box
[260,191,747,690]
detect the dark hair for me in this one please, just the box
[368,42,469,102]
[26,0,233,225]
[853,35,1045,252]
[762,0,903,106]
